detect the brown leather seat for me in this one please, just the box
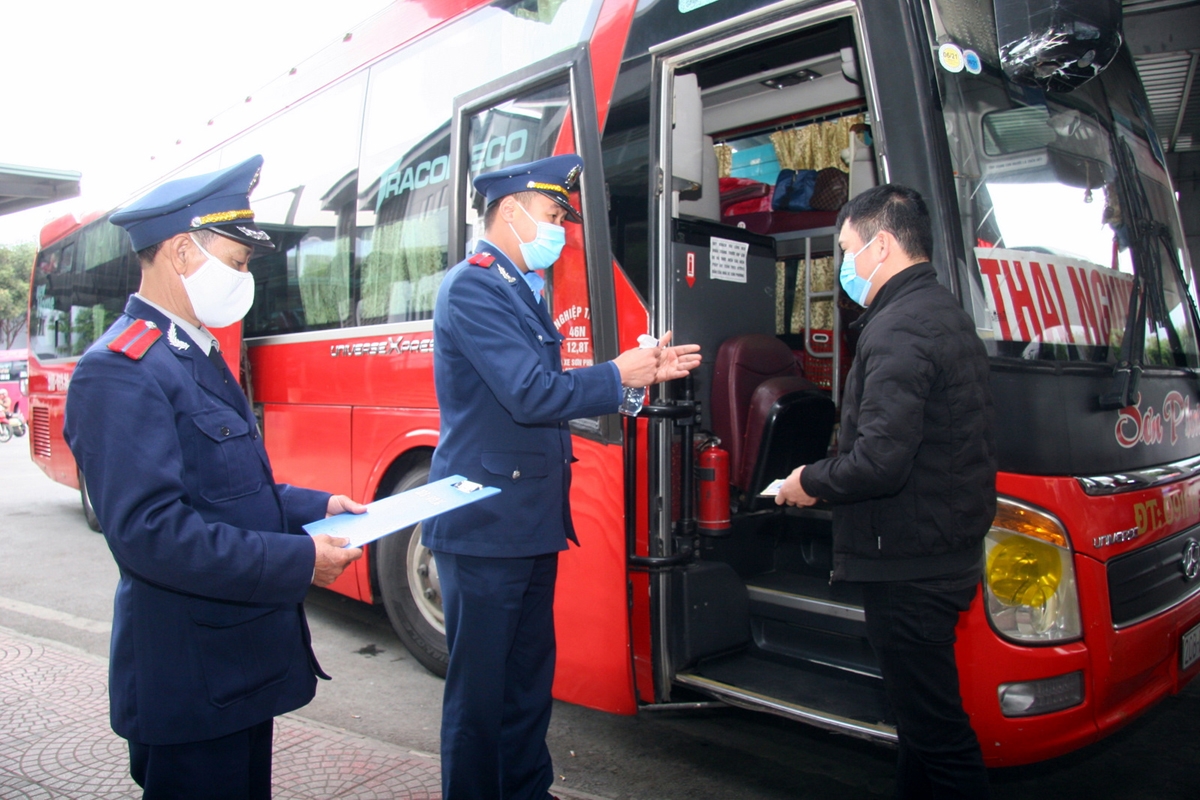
[711,335,836,499]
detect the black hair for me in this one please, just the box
[835,184,932,262]
[483,191,540,229]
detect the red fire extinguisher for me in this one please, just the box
[697,438,731,534]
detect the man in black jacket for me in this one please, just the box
[776,184,996,799]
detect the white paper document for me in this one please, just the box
[303,475,500,548]
[759,478,786,497]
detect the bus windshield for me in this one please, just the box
[933,0,1198,368]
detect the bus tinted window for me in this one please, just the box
[232,73,368,338]
[355,0,603,325]
[464,81,572,245]
[600,60,652,299]
[30,222,139,360]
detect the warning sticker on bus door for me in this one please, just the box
[975,247,1134,347]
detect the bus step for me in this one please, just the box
[675,652,896,744]
[747,571,864,623]
[746,571,877,677]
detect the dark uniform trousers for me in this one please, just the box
[129,719,274,800]
[861,576,990,800]
[435,551,559,800]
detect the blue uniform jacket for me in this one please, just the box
[63,296,330,746]
[424,242,621,557]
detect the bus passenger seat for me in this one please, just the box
[711,334,836,501]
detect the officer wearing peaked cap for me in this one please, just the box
[64,155,366,799]
[425,154,701,800]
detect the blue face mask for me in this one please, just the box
[510,202,566,272]
[839,235,882,307]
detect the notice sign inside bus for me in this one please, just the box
[975,247,1133,347]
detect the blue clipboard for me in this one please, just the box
[303,475,500,549]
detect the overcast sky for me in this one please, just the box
[0,0,394,246]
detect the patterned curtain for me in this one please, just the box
[770,114,864,172]
[775,257,836,334]
[714,143,733,178]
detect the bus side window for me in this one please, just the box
[221,72,368,338]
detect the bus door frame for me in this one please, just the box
[643,0,886,702]
[448,44,622,445]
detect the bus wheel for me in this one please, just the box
[79,470,102,533]
[375,460,449,677]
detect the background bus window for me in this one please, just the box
[29,222,138,361]
[354,0,602,326]
[224,72,368,338]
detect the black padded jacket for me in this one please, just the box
[800,262,997,582]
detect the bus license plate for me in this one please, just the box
[1182,623,1200,672]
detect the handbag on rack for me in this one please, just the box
[809,167,849,211]
[771,169,818,212]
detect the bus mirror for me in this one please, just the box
[993,0,1123,92]
[1047,150,1113,190]
[672,72,704,192]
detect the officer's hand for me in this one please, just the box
[652,331,702,385]
[326,494,367,518]
[612,344,662,388]
[312,534,363,587]
[775,466,818,507]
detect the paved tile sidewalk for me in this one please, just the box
[0,627,442,799]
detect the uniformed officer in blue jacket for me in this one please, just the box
[64,155,365,800]
[425,154,701,799]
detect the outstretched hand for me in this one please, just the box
[652,331,702,384]
[612,330,702,388]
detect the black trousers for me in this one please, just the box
[861,578,990,800]
[128,718,273,800]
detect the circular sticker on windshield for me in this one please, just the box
[964,49,982,75]
[939,43,965,73]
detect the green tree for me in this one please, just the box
[0,243,35,349]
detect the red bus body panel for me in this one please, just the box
[957,472,1200,767]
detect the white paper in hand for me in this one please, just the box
[304,475,500,548]
[759,478,786,497]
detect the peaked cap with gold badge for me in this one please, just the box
[110,155,276,251]
[473,154,583,223]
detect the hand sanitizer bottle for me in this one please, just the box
[619,334,659,417]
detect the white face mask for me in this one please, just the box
[182,235,255,328]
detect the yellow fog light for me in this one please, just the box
[984,499,1082,644]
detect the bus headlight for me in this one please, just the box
[984,498,1082,643]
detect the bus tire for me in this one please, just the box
[375,459,449,677]
[79,470,102,533]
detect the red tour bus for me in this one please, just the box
[26,0,1200,766]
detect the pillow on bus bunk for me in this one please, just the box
[771,169,818,212]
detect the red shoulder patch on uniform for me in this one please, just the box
[468,253,495,267]
[107,320,162,361]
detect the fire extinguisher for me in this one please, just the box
[696,437,731,535]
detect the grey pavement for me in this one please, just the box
[0,625,444,799]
